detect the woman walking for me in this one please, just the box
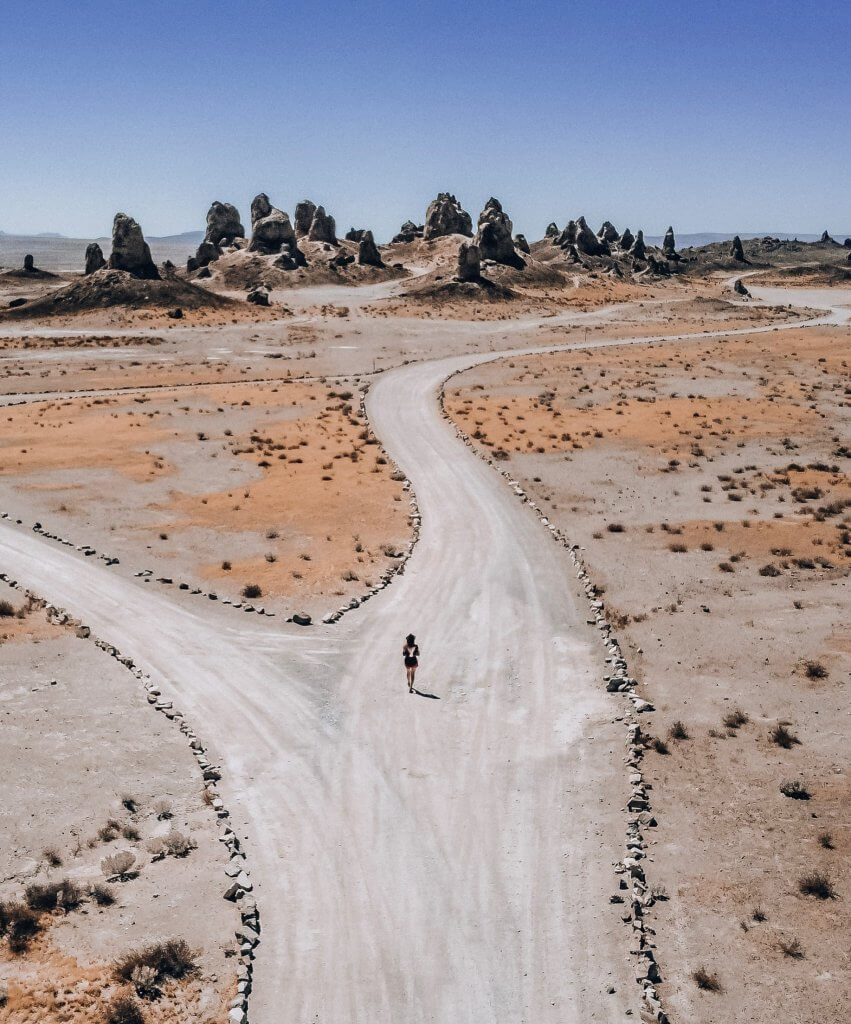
[402,633,420,693]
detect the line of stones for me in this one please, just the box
[0,571,259,1024]
[437,378,671,1024]
[321,380,421,625]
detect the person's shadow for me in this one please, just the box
[413,688,440,700]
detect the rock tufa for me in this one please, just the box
[357,230,383,267]
[294,200,317,238]
[307,206,337,245]
[248,195,298,256]
[391,220,423,243]
[629,230,647,260]
[619,227,635,250]
[662,226,678,258]
[204,202,244,246]
[598,221,620,244]
[423,193,473,240]
[23,254,34,272]
[544,222,560,239]
[187,241,221,272]
[819,230,835,244]
[456,242,481,282]
[108,213,159,280]
[514,233,530,254]
[250,193,272,227]
[730,235,746,262]
[557,220,577,247]
[733,278,750,297]
[574,216,609,256]
[475,197,523,267]
[84,243,106,275]
[247,286,270,306]
[345,228,366,242]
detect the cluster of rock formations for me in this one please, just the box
[544,216,674,273]
[423,193,473,240]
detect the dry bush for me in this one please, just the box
[606,522,625,533]
[25,882,62,911]
[798,872,836,900]
[163,830,195,858]
[242,583,262,599]
[693,967,722,992]
[90,882,116,906]
[780,780,810,800]
[131,964,159,999]
[770,723,801,748]
[718,561,735,572]
[723,708,748,729]
[669,720,689,741]
[0,901,41,953]
[779,936,805,959]
[652,737,670,755]
[121,824,141,841]
[120,794,139,813]
[804,660,828,679]
[114,938,198,986]
[101,850,136,880]
[154,799,173,820]
[42,846,63,867]
[759,563,781,577]
[668,542,688,553]
[341,569,359,581]
[751,906,767,922]
[98,819,122,843]
[818,831,834,850]
[0,600,15,617]
[102,994,146,1024]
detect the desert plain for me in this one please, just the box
[0,198,848,1024]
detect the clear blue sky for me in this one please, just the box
[1,0,848,241]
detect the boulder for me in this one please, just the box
[204,202,244,246]
[456,242,481,282]
[23,254,34,272]
[330,250,355,268]
[247,286,270,306]
[84,243,106,275]
[250,193,272,226]
[108,213,159,280]
[629,230,647,260]
[733,278,750,297]
[662,226,679,259]
[730,235,746,262]
[391,220,423,243]
[557,220,577,247]
[544,222,560,239]
[294,200,317,238]
[292,612,312,626]
[187,241,221,272]
[345,228,366,242]
[598,221,620,244]
[423,193,473,240]
[308,205,337,244]
[249,206,297,256]
[357,230,383,267]
[514,233,530,254]
[844,238,851,248]
[619,227,635,250]
[475,197,523,267]
[575,216,609,256]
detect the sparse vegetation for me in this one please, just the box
[42,845,63,867]
[693,967,722,992]
[114,938,198,987]
[779,936,804,959]
[652,737,670,754]
[669,720,689,740]
[154,799,173,820]
[0,900,41,953]
[804,660,828,680]
[103,994,146,1024]
[770,723,801,748]
[751,906,767,922]
[798,871,836,900]
[606,522,624,533]
[242,583,262,599]
[90,882,116,906]
[120,794,138,813]
[101,849,137,880]
[780,780,810,800]
[723,707,748,730]
[818,831,834,850]
[0,600,15,617]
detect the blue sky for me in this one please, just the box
[1,1,848,240]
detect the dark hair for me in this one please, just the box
[406,633,415,644]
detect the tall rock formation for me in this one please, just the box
[294,200,317,238]
[84,242,106,275]
[423,193,473,240]
[514,233,530,254]
[204,202,244,246]
[619,227,635,250]
[308,205,337,244]
[575,216,609,256]
[545,222,560,239]
[598,221,620,244]
[248,194,298,256]
[108,213,159,280]
[629,230,647,260]
[357,230,383,267]
[662,226,678,259]
[730,235,746,261]
[456,242,481,282]
[475,197,522,266]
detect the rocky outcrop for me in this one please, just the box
[204,202,244,246]
[662,226,678,259]
[307,206,337,244]
[84,243,106,275]
[545,222,559,239]
[575,216,609,256]
[598,221,620,244]
[23,254,34,272]
[557,221,577,247]
[733,278,750,297]
[108,213,159,280]
[619,227,635,251]
[475,197,523,267]
[730,235,746,262]
[629,230,647,260]
[456,242,481,282]
[423,193,473,240]
[250,193,272,226]
[391,220,423,244]
[514,233,530,254]
[357,230,383,267]
[345,228,366,242]
[247,286,270,306]
[187,241,221,272]
[294,200,317,238]
[249,207,297,256]
[820,230,837,244]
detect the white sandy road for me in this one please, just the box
[2,290,847,1022]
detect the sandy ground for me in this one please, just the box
[445,293,850,1023]
[1,244,848,1023]
[0,582,236,1023]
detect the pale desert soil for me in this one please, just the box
[445,322,850,1023]
[0,583,236,1023]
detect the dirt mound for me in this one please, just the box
[751,263,851,286]
[0,268,235,319]
[0,266,59,280]
[409,277,518,303]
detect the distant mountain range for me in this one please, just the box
[645,231,850,248]
[0,229,204,243]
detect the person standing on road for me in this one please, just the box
[403,633,420,693]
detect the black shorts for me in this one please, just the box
[405,658,418,668]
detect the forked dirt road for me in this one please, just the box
[1,286,846,1022]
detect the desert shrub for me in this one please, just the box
[1,901,41,953]
[163,830,195,858]
[242,583,262,599]
[102,994,146,1024]
[25,881,62,911]
[98,819,121,843]
[652,737,670,755]
[759,563,781,577]
[154,799,173,821]
[341,569,359,581]
[115,938,198,985]
[90,882,116,906]
[751,906,767,922]
[700,542,714,551]
[780,780,810,800]
[131,964,159,999]
[818,831,834,850]
[693,967,722,992]
[606,523,625,533]
[121,824,140,841]
[779,936,804,959]
[804,660,828,679]
[770,723,801,748]
[265,552,277,563]
[650,883,668,901]
[0,600,15,617]
[723,708,748,729]
[798,872,836,900]
[120,795,138,813]
[718,561,734,572]
[669,720,689,741]
[56,879,84,912]
[221,560,231,571]
[101,850,136,880]
[42,846,63,867]
[668,542,688,553]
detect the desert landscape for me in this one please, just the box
[2,5,849,1024]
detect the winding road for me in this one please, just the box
[1,283,847,1022]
